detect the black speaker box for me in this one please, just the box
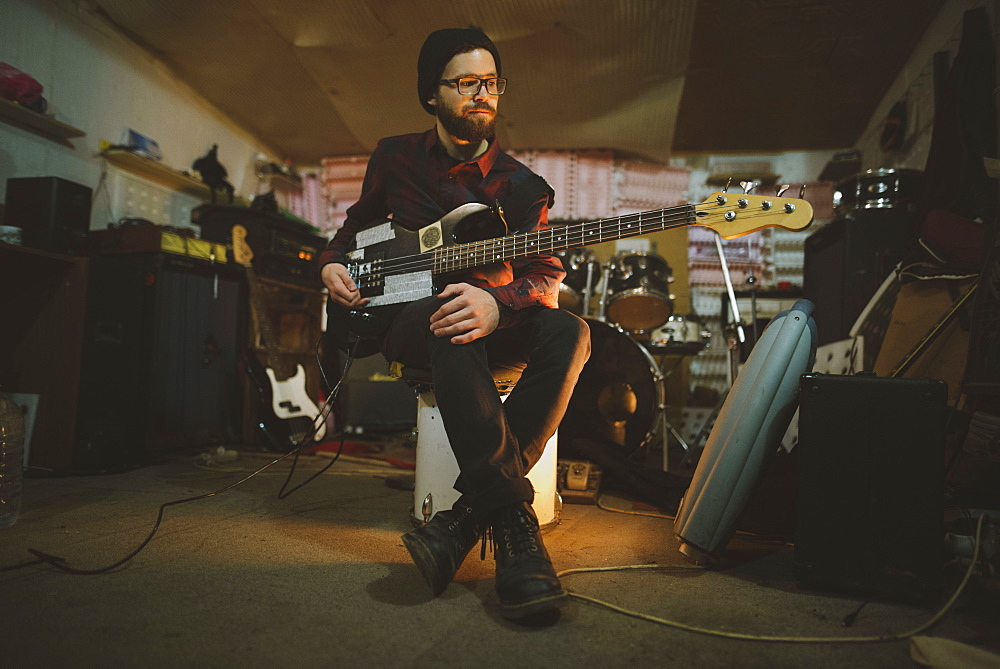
[336,354,416,433]
[795,373,947,603]
[4,176,92,253]
[75,253,247,470]
[803,209,917,345]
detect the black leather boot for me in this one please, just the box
[489,502,567,618]
[401,504,483,596]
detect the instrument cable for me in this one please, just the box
[7,337,361,575]
[560,511,990,645]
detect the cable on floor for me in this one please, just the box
[595,494,793,545]
[12,336,362,575]
[558,514,988,644]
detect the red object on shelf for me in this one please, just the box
[0,63,43,105]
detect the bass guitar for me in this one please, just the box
[233,225,327,446]
[328,191,813,355]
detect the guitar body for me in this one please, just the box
[265,364,326,434]
[232,225,329,448]
[244,351,327,449]
[326,203,506,354]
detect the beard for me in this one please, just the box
[435,97,496,143]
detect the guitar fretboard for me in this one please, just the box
[358,192,810,283]
[375,203,697,280]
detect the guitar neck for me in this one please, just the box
[244,265,285,370]
[433,204,696,275]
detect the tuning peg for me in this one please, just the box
[722,177,732,193]
[799,183,808,199]
[776,184,790,197]
[740,180,755,194]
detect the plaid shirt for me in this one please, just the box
[318,128,564,327]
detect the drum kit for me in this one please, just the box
[556,248,711,465]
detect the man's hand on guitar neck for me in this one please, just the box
[322,262,370,308]
[430,283,501,345]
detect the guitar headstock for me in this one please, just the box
[232,224,254,266]
[696,192,813,239]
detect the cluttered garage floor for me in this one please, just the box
[1,432,998,668]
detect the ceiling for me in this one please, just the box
[89,0,946,165]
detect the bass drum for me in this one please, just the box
[555,248,598,315]
[560,318,663,455]
[606,252,674,333]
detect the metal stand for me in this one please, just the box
[597,261,611,321]
[649,352,695,472]
[714,231,747,386]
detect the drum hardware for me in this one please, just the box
[745,273,760,344]
[555,248,599,317]
[597,260,612,322]
[714,230,747,387]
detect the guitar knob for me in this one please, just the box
[360,312,374,322]
[348,310,359,319]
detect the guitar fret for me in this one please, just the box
[384,198,802,281]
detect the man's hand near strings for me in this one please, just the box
[322,263,369,308]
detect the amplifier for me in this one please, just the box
[795,373,947,603]
[193,205,326,288]
[5,176,92,253]
[85,224,228,262]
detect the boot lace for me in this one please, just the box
[480,506,540,562]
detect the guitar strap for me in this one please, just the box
[500,173,555,231]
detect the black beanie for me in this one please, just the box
[417,28,502,115]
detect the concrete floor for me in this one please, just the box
[1,442,998,668]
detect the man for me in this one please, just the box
[319,28,590,619]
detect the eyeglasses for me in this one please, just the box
[438,77,507,96]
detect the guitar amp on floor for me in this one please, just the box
[794,373,947,603]
[336,353,416,433]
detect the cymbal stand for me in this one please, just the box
[654,354,692,472]
[597,261,612,322]
[714,231,746,386]
[582,260,596,318]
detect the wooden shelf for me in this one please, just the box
[101,148,212,198]
[0,97,86,142]
[263,172,303,193]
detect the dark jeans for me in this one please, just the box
[382,297,591,518]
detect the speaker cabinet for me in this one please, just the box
[75,253,246,470]
[803,210,917,345]
[795,373,947,603]
[335,353,416,433]
[4,176,92,253]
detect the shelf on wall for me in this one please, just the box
[262,172,303,193]
[0,97,86,142]
[101,149,212,199]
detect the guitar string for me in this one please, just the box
[362,203,795,281]
[354,201,802,285]
[352,207,697,283]
[375,205,695,277]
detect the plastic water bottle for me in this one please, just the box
[0,389,25,529]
